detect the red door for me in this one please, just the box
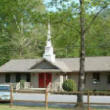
[46,73,52,87]
[39,73,45,88]
[39,73,52,88]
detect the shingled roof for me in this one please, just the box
[0,56,110,73]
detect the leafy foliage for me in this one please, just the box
[0,0,110,65]
[62,79,77,92]
[0,0,46,65]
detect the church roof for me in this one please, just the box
[0,56,110,73]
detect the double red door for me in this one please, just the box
[39,73,52,88]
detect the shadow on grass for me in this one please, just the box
[13,102,110,110]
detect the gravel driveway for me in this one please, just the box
[13,93,110,104]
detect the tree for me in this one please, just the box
[0,0,110,65]
[46,0,110,108]
[86,12,110,56]
[0,0,46,64]
[77,0,85,107]
[77,0,109,107]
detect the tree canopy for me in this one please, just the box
[0,0,110,65]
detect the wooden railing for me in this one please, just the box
[45,82,52,110]
[16,82,20,90]
[10,85,110,110]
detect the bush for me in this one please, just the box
[20,80,25,89]
[62,79,77,92]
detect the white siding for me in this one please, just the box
[68,73,110,91]
[31,73,38,88]
[52,73,63,90]
[68,73,78,87]
[0,74,5,83]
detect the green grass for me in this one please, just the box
[0,104,72,110]
[0,104,110,110]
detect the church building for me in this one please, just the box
[0,24,110,91]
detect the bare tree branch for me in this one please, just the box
[84,5,108,34]
[62,22,80,34]
[52,19,80,34]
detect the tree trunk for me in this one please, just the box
[77,0,85,107]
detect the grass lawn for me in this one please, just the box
[0,104,110,110]
[0,104,72,110]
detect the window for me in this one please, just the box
[92,73,100,84]
[26,74,31,82]
[107,75,110,84]
[5,74,10,83]
[16,74,21,82]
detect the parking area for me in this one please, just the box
[13,93,110,104]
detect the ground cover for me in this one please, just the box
[0,104,110,110]
[0,104,72,110]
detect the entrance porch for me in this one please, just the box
[31,73,63,91]
[38,73,52,88]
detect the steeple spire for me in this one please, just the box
[48,23,51,40]
[43,23,55,63]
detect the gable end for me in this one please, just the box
[31,61,58,69]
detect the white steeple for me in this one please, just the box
[43,23,55,63]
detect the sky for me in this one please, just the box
[43,0,57,12]
[43,0,104,14]
[43,0,79,12]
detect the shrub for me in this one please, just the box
[20,80,25,89]
[62,79,77,92]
